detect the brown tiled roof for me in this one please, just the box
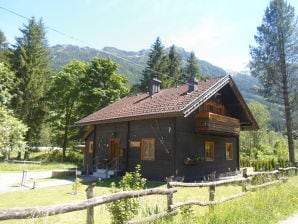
[76,76,226,125]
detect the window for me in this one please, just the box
[141,138,155,161]
[88,141,94,154]
[226,143,233,160]
[205,141,214,161]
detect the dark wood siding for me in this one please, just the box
[92,123,128,171]
[175,113,239,181]
[128,118,175,180]
[83,132,95,175]
[84,113,239,181]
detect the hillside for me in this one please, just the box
[49,44,261,104]
[50,45,227,86]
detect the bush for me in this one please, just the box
[107,165,147,224]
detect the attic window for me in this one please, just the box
[141,138,155,161]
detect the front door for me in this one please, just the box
[109,138,121,160]
[109,138,123,171]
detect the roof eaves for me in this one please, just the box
[74,111,183,126]
[227,78,259,130]
[182,75,230,117]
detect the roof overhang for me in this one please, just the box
[181,75,259,131]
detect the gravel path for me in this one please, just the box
[279,213,298,224]
[0,171,99,193]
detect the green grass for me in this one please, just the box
[0,161,77,172]
[0,176,297,224]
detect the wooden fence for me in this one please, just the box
[0,167,297,224]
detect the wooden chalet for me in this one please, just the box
[75,75,258,181]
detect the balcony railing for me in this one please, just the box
[195,112,240,136]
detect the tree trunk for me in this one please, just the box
[279,38,295,164]
[62,102,73,162]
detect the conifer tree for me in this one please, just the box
[140,37,169,91]
[167,45,182,87]
[183,51,202,81]
[250,0,297,163]
[10,17,50,146]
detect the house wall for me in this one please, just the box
[84,113,239,181]
[93,123,129,171]
[175,113,239,181]
[127,119,175,180]
[83,132,95,175]
[85,118,175,180]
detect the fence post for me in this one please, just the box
[21,170,28,187]
[209,171,216,212]
[166,176,173,213]
[85,183,96,224]
[242,168,248,192]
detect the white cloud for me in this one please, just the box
[164,13,249,71]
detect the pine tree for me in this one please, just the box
[183,51,202,81]
[140,37,168,91]
[10,17,51,146]
[167,45,182,87]
[249,0,297,163]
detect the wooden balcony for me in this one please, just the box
[195,112,240,136]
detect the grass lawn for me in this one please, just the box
[0,161,77,172]
[0,176,297,224]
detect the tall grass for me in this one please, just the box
[0,177,297,224]
[178,176,298,224]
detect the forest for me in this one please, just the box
[0,0,297,165]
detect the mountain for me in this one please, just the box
[49,44,260,106]
[50,44,227,86]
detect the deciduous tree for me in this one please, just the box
[0,105,28,159]
[47,61,88,161]
[80,57,128,117]
[0,63,14,105]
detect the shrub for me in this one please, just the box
[107,164,147,224]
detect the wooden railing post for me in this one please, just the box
[209,172,216,212]
[85,183,96,224]
[166,176,173,212]
[21,170,28,187]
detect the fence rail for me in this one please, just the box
[0,188,176,221]
[0,167,297,223]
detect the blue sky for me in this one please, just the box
[1,0,298,71]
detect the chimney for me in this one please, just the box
[188,77,198,93]
[149,77,162,96]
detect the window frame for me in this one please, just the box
[141,138,155,161]
[226,143,233,160]
[205,141,214,161]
